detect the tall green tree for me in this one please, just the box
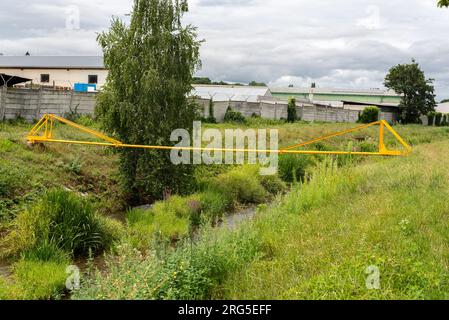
[384,59,436,124]
[96,0,202,203]
[438,0,449,7]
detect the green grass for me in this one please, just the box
[74,139,449,300]
[123,166,286,251]
[2,119,449,300]
[0,121,122,221]
[0,189,121,259]
[217,140,449,299]
[0,259,69,300]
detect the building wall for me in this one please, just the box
[0,68,108,89]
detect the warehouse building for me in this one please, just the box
[0,56,107,90]
[270,87,401,105]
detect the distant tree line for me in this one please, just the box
[193,77,267,87]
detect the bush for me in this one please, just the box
[427,111,436,126]
[75,115,96,127]
[435,112,443,126]
[279,154,313,183]
[359,107,380,124]
[1,189,119,258]
[259,174,287,195]
[209,166,266,206]
[441,114,448,126]
[206,100,217,123]
[198,191,227,224]
[224,107,246,124]
[287,98,298,123]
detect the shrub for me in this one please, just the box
[224,107,246,124]
[279,154,313,183]
[259,174,287,195]
[435,112,443,126]
[206,99,217,123]
[76,115,96,127]
[66,157,83,175]
[359,107,380,123]
[1,189,119,258]
[209,166,266,206]
[198,191,228,223]
[441,114,448,126]
[427,111,436,126]
[287,98,298,122]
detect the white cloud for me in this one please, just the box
[1,0,449,99]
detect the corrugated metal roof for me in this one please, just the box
[0,56,105,69]
[437,102,449,113]
[270,87,399,97]
[342,100,400,108]
[192,85,271,103]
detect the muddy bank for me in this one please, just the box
[0,259,11,278]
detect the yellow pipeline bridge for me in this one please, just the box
[26,114,412,157]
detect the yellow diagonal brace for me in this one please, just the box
[27,114,412,158]
[283,121,381,151]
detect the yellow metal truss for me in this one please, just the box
[27,114,412,157]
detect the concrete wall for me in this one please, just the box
[0,87,96,121]
[0,88,398,124]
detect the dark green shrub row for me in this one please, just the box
[224,107,246,123]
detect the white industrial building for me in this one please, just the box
[436,102,449,113]
[0,56,107,89]
[192,84,272,102]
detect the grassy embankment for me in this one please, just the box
[1,117,449,299]
[74,138,449,300]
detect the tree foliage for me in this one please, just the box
[384,59,436,124]
[95,0,202,203]
[358,106,380,124]
[224,107,246,123]
[438,0,449,7]
[287,98,297,122]
[248,81,267,87]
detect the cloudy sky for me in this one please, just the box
[1,0,448,99]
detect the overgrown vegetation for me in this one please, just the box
[224,107,246,124]
[95,0,202,203]
[2,117,449,300]
[74,140,449,300]
[1,189,121,259]
[358,106,380,124]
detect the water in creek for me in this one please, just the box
[222,206,257,229]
